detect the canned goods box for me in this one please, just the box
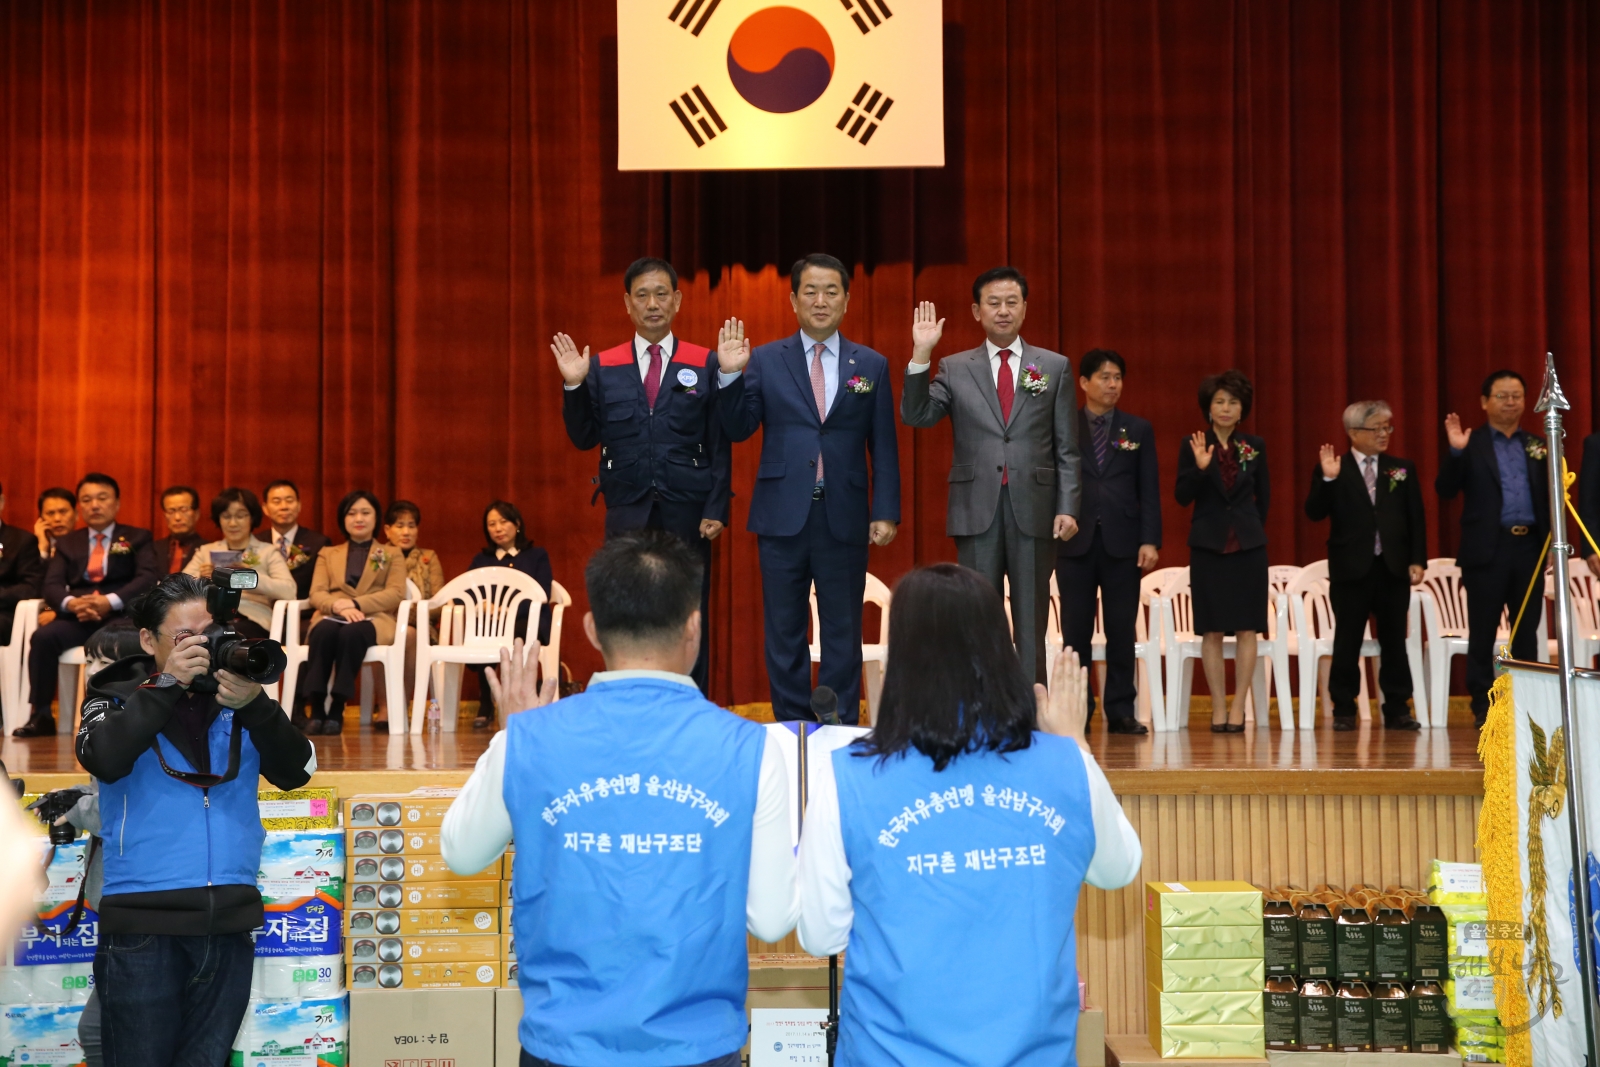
[343,908,499,937]
[345,880,501,910]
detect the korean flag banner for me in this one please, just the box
[618,0,944,170]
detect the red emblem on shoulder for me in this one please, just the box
[596,344,634,368]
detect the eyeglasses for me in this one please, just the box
[1355,424,1394,435]
[1490,393,1524,403]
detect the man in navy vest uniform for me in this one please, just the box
[1437,369,1548,728]
[442,531,797,1067]
[76,573,315,1067]
[1056,350,1160,735]
[714,254,902,723]
[553,256,732,695]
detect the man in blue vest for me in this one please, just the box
[442,530,798,1067]
[75,573,316,1067]
[552,257,732,695]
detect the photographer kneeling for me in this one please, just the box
[75,573,315,1067]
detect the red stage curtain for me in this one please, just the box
[2,1,1597,705]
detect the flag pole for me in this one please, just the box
[1533,351,1600,1064]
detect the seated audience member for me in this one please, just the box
[798,564,1142,1066]
[465,501,552,729]
[15,474,160,738]
[158,485,205,573]
[383,499,445,732]
[441,531,797,1067]
[0,481,45,644]
[263,480,330,601]
[296,490,407,735]
[33,487,76,625]
[184,488,295,639]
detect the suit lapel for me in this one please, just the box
[967,352,1006,428]
[784,334,823,425]
[825,340,861,423]
[1475,427,1502,490]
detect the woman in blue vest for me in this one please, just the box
[798,563,1142,1067]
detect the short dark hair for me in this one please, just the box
[1198,369,1255,420]
[1080,348,1126,379]
[38,487,75,513]
[161,485,200,510]
[335,490,382,538]
[263,479,300,500]
[128,573,210,633]
[482,500,529,551]
[85,618,144,663]
[623,257,679,293]
[77,473,120,498]
[585,530,703,649]
[790,253,851,294]
[971,267,1029,305]
[211,487,263,527]
[1482,369,1527,397]
[385,500,421,526]
[858,564,1036,772]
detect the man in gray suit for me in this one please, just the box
[901,267,1081,683]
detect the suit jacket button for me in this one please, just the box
[997,465,1004,472]
[1003,436,1011,443]
[809,460,817,467]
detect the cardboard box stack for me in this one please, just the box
[1144,881,1265,1058]
[342,789,503,992]
[0,828,95,1067]
[1429,860,1502,1063]
[233,787,349,1066]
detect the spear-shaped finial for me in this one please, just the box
[1536,351,1570,414]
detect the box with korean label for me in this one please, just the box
[349,854,497,884]
[258,787,339,830]
[346,827,444,856]
[255,829,345,958]
[345,934,499,965]
[344,790,459,829]
[343,908,499,937]
[346,880,501,910]
[0,1002,85,1066]
[229,995,347,1067]
[346,960,502,990]
[1145,881,1263,928]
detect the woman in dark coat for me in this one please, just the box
[466,500,552,729]
[1174,369,1270,733]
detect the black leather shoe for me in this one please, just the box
[1474,713,1488,730]
[11,715,55,738]
[1385,716,1422,731]
[372,720,389,734]
[305,718,324,736]
[1107,718,1149,736]
[322,718,343,737]
[1332,717,1358,732]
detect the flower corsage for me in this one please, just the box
[109,537,133,556]
[285,542,313,570]
[369,547,390,572]
[1386,467,1408,492]
[1019,364,1049,395]
[1234,440,1259,470]
[240,549,262,567]
[1526,436,1549,461]
[1113,428,1141,451]
[845,375,874,395]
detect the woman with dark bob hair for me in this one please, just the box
[797,563,1141,1066]
[464,500,553,729]
[1175,369,1271,732]
[182,488,295,638]
[296,490,408,734]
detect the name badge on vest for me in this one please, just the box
[676,367,699,389]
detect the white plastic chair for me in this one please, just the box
[1418,557,1548,729]
[1566,570,1600,669]
[1046,573,1168,728]
[1,599,41,733]
[55,647,88,735]
[807,573,892,723]
[275,586,415,731]
[1154,568,1280,732]
[1272,561,1390,729]
[354,579,422,727]
[410,568,552,734]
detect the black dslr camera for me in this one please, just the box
[187,567,288,694]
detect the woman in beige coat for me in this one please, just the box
[183,488,295,637]
[296,490,407,735]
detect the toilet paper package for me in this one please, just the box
[13,900,100,967]
[0,962,94,1005]
[255,831,345,959]
[249,955,345,1000]
[229,994,348,1067]
[0,1002,86,1066]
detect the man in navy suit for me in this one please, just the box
[0,481,45,646]
[1056,351,1160,735]
[551,256,732,695]
[1437,370,1548,728]
[715,254,902,723]
[16,473,160,737]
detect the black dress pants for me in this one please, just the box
[1056,527,1142,724]
[1461,529,1545,716]
[28,616,107,719]
[1327,562,1413,721]
[605,497,713,694]
[297,619,378,719]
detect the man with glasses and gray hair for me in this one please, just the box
[1305,400,1426,731]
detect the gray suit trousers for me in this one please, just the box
[957,485,1054,684]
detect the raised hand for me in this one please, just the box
[1035,646,1089,748]
[1318,444,1342,480]
[717,318,751,374]
[1444,412,1470,451]
[550,333,591,387]
[485,638,558,717]
[1189,431,1215,470]
[910,300,945,364]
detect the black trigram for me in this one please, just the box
[837,82,893,145]
[670,86,727,147]
[840,0,893,34]
[667,0,722,36]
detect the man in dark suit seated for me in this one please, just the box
[1436,370,1547,728]
[262,480,329,601]
[715,254,902,724]
[15,473,160,737]
[1305,401,1425,731]
[158,485,205,573]
[0,481,45,644]
[1056,350,1160,735]
[550,256,732,695]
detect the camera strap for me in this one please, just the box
[152,714,244,789]
[59,836,99,937]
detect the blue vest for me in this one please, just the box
[98,706,265,896]
[831,734,1096,1067]
[502,677,766,1066]
[592,342,720,507]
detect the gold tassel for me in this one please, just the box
[1526,720,1566,1020]
[1478,670,1533,1067]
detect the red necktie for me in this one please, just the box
[996,348,1014,484]
[643,343,663,410]
[810,343,828,483]
[169,538,185,573]
[86,532,106,583]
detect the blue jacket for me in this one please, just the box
[717,332,901,543]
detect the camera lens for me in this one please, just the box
[350,913,374,932]
[377,885,402,908]
[377,803,401,826]
[352,885,376,905]
[352,804,375,824]
[379,830,404,854]
[352,939,376,959]
[354,831,378,852]
[379,858,405,881]
[378,965,403,989]
[376,912,400,935]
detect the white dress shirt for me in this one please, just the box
[271,525,300,559]
[562,333,676,392]
[795,740,1142,956]
[65,523,126,613]
[1324,447,1376,482]
[440,669,800,943]
[718,331,841,415]
[494,546,520,560]
[905,337,1026,392]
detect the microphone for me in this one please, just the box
[810,685,840,726]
